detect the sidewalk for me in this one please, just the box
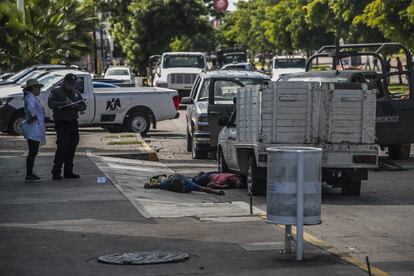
[0,129,158,160]
[0,152,368,275]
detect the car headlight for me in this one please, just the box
[0,97,12,107]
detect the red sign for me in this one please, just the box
[214,0,228,13]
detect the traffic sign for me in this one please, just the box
[214,0,228,13]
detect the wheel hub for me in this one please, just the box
[131,116,146,133]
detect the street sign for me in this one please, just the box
[214,0,228,13]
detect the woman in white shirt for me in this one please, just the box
[21,79,46,182]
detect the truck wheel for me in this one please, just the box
[247,155,266,196]
[218,148,229,172]
[126,112,150,136]
[186,130,192,152]
[341,180,361,196]
[191,133,208,159]
[388,144,411,159]
[9,112,25,135]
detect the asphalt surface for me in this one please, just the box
[146,110,414,276]
[0,128,367,276]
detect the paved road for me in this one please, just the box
[147,110,414,276]
[0,128,367,275]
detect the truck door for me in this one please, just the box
[208,79,244,150]
[375,73,414,146]
[75,76,94,123]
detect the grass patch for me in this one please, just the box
[389,83,409,94]
[107,140,142,146]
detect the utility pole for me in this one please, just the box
[16,0,25,22]
[16,0,24,11]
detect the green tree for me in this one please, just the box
[219,0,274,54]
[304,0,386,44]
[0,0,95,71]
[109,0,214,74]
[355,0,414,49]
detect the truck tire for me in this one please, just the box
[341,180,361,196]
[246,155,266,196]
[388,144,411,159]
[9,111,25,135]
[186,130,192,152]
[191,132,208,159]
[218,148,229,173]
[125,112,150,136]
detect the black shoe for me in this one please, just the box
[64,173,80,179]
[25,175,41,182]
[52,174,63,180]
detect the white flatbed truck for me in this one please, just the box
[217,81,378,195]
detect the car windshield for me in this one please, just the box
[106,68,129,76]
[223,54,247,64]
[163,55,205,68]
[274,58,306,69]
[16,70,45,85]
[38,73,63,90]
[198,78,266,101]
[8,67,33,82]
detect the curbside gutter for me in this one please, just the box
[139,134,159,162]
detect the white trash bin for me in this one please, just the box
[266,146,322,260]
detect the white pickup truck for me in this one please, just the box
[0,70,179,135]
[153,52,207,99]
[217,80,378,196]
[271,56,307,81]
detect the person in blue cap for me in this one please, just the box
[48,73,86,180]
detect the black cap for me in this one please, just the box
[63,73,77,83]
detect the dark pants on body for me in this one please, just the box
[52,120,79,176]
[26,139,40,176]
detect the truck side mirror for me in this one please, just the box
[218,116,229,127]
[181,97,194,105]
[156,66,161,77]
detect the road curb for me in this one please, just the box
[84,133,159,162]
[257,214,388,276]
[139,135,159,162]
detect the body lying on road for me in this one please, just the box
[145,174,225,195]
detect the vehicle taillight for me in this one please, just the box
[352,155,377,164]
[172,95,180,111]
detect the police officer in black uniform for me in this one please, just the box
[48,73,86,180]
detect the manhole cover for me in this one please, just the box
[98,251,189,265]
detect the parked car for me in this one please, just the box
[216,47,247,68]
[0,73,14,82]
[93,81,119,88]
[0,70,180,135]
[221,63,253,71]
[104,67,133,82]
[218,81,378,196]
[153,52,207,99]
[181,70,270,159]
[271,56,306,81]
[0,64,78,86]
